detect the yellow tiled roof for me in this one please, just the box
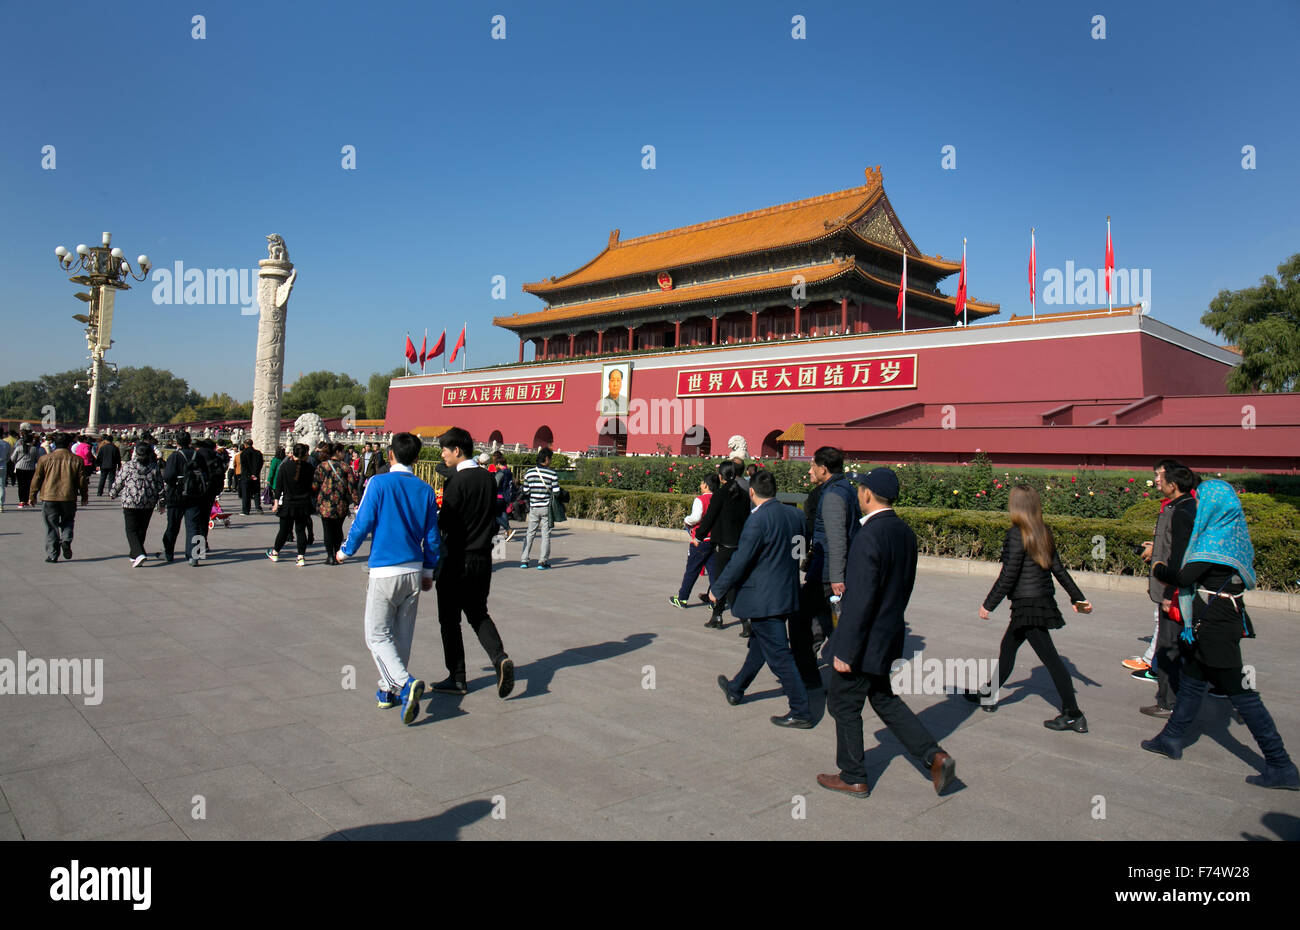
[495,258,998,329]
[497,260,859,328]
[522,166,956,295]
[410,425,454,438]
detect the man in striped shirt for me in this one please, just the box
[519,447,559,570]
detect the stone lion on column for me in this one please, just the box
[727,435,749,460]
[292,412,327,452]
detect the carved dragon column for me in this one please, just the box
[251,234,296,470]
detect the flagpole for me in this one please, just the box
[441,328,446,374]
[962,238,968,328]
[901,249,907,333]
[404,331,410,376]
[1107,216,1113,314]
[1030,227,1036,320]
[422,327,427,373]
[462,321,467,372]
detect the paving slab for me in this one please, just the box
[0,753,171,840]
[144,764,330,841]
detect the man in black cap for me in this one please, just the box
[818,467,955,798]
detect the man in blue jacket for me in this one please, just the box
[338,433,441,726]
[711,469,814,729]
[818,468,955,798]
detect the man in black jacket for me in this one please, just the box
[695,460,752,633]
[95,436,122,496]
[239,439,265,515]
[818,468,955,799]
[187,439,224,566]
[160,431,194,563]
[430,428,513,699]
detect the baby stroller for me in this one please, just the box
[209,497,233,529]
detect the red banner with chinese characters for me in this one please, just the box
[675,354,917,397]
[441,378,565,407]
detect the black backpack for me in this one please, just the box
[178,450,208,501]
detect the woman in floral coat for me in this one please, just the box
[110,442,165,566]
[313,442,360,565]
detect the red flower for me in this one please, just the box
[1071,476,1077,483]
[1128,477,1135,482]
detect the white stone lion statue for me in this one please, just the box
[727,435,749,459]
[292,412,327,452]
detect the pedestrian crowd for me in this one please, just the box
[5,423,1294,795]
[666,445,1297,797]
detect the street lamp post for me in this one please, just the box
[54,232,150,434]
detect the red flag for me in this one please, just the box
[896,250,907,319]
[1029,228,1037,312]
[404,334,417,363]
[418,332,427,368]
[429,329,445,359]
[449,325,466,363]
[1105,217,1114,297]
[954,247,967,318]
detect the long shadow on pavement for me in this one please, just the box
[471,632,658,702]
[1241,812,1300,841]
[320,798,493,840]
[538,553,638,568]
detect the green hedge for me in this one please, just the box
[558,486,1300,593]
[570,453,1299,522]
[1122,494,1300,533]
[565,486,693,528]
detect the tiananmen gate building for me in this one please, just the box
[385,166,1298,472]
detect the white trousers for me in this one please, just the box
[364,570,422,693]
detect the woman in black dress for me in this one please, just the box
[1143,479,1297,790]
[968,485,1093,732]
[266,444,315,566]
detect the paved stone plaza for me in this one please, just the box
[1,494,1297,841]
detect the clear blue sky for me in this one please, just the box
[2,0,1297,398]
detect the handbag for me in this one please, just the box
[549,495,567,524]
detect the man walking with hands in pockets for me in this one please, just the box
[337,433,441,727]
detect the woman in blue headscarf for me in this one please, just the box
[1142,480,1298,790]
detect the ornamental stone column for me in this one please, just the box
[251,234,297,468]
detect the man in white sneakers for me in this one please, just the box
[337,432,441,726]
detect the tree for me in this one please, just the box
[367,367,406,420]
[1202,253,1300,393]
[282,370,366,419]
[0,379,43,420]
[105,366,199,423]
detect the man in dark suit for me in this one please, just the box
[239,439,265,515]
[818,468,955,798]
[430,427,514,699]
[711,469,814,729]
